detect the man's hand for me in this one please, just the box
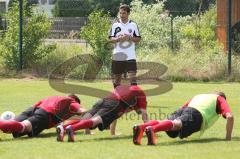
[118,34,130,42]
[85,129,94,135]
[110,120,122,136]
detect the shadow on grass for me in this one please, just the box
[157,136,240,146]
[0,131,85,142]
[74,135,133,143]
[36,131,85,138]
[2,132,239,145]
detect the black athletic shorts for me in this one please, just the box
[88,98,123,131]
[12,107,49,138]
[111,60,137,74]
[166,107,203,139]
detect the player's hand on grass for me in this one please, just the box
[85,129,95,135]
[111,132,122,136]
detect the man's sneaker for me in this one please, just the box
[145,126,157,145]
[133,125,144,145]
[56,125,65,142]
[66,126,75,142]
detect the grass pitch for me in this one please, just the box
[0,79,239,159]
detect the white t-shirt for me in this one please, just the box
[109,19,141,61]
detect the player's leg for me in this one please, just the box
[25,108,49,137]
[14,107,35,122]
[111,60,126,88]
[144,108,184,145]
[0,107,36,135]
[0,120,26,134]
[65,99,120,142]
[133,120,160,145]
[57,100,104,142]
[127,60,137,85]
[56,113,94,142]
[56,120,80,142]
[176,107,203,139]
[145,120,175,145]
[112,74,122,88]
[66,116,102,142]
[128,71,137,86]
[12,107,36,138]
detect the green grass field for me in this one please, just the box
[0,79,239,159]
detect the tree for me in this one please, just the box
[53,0,162,17]
[53,0,133,17]
[0,0,53,69]
[53,0,93,17]
[164,0,216,17]
[80,11,112,79]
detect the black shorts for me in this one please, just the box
[88,99,122,131]
[166,107,203,139]
[13,107,49,138]
[111,60,137,74]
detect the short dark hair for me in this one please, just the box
[214,91,226,100]
[119,4,130,13]
[68,94,81,104]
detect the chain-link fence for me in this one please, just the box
[47,17,87,39]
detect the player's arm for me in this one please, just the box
[140,109,149,123]
[110,120,118,135]
[130,23,141,44]
[76,107,88,115]
[129,36,141,43]
[225,112,234,140]
[108,24,120,43]
[109,37,120,43]
[135,91,148,123]
[70,102,87,115]
[217,96,234,140]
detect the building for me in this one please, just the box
[0,0,9,14]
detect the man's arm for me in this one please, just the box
[140,109,149,123]
[109,34,141,44]
[109,37,120,43]
[76,107,87,115]
[216,96,233,140]
[70,102,87,115]
[110,120,118,135]
[225,112,234,140]
[130,36,141,44]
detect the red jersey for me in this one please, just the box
[106,85,147,112]
[33,96,81,126]
[182,95,231,118]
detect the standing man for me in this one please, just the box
[109,4,141,88]
[133,92,234,145]
[0,95,86,139]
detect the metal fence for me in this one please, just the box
[0,0,239,74]
[47,17,87,39]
